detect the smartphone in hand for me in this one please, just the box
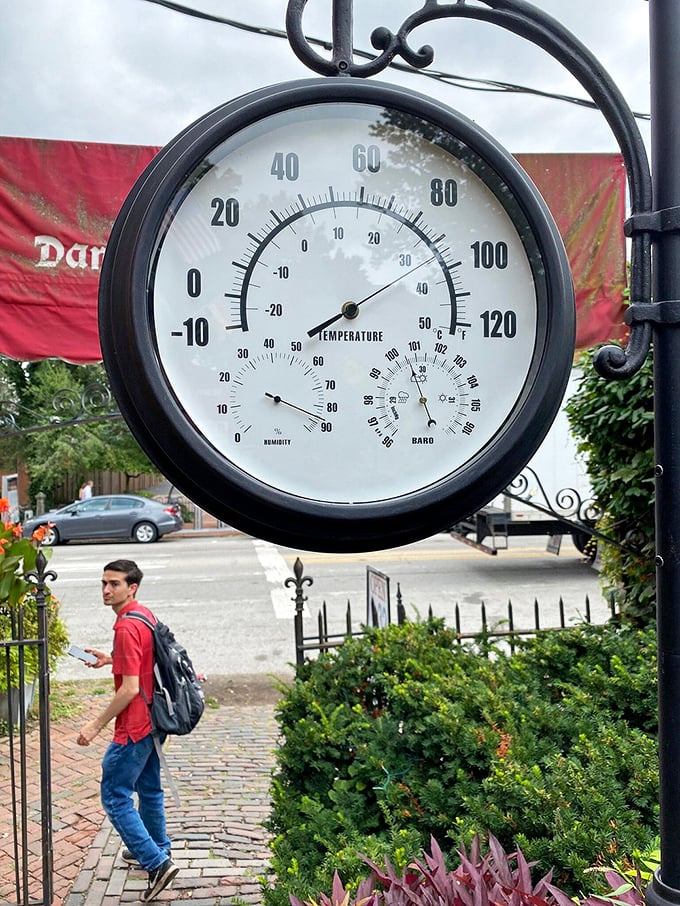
[67,645,98,665]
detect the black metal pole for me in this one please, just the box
[331,0,353,73]
[647,1,680,903]
[35,550,54,906]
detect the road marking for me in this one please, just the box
[252,538,297,619]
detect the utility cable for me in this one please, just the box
[137,0,651,121]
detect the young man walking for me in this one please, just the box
[77,558,178,901]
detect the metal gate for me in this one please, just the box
[0,554,54,906]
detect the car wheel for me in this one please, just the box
[41,526,60,547]
[133,522,158,544]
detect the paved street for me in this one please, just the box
[3,529,609,906]
[48,530,607,682]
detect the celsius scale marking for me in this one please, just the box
[228,191,468,337]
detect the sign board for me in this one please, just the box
[366,567,390,628]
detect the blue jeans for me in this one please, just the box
[100,734,171,871]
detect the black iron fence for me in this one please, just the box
[452,594,618,652]
[289,557,618,665]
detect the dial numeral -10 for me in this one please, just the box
[180,317,209,347]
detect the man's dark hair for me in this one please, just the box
[104,559,143,587]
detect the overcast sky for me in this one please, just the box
[0,0,652,158]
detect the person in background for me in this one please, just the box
[79,480,94,501]
[75,559,178,902]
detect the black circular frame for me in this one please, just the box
[99,77,574,552]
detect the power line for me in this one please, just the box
[139,0,651,121]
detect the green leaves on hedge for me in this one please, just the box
[566,349,654,624]
[265,621,658,906]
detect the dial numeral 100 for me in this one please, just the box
[471,240,508,269]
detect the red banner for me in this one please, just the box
[0,137,158,363]
[0,137,626,363]
[516,152,627,351]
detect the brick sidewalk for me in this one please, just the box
[0,684,279,906]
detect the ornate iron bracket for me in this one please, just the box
[0,382,121,438]
[286,0,653,380]
[506,466,641,556]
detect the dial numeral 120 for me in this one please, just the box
[480,310,517,338]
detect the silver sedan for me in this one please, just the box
[22,495,183,546]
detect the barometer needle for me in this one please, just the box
[307,256,436,338]
[409,363,437,428]
[265,392,328,422]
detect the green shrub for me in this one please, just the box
[265,621,658,906]
[566,349,655,625]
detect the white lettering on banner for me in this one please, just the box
[34,235,106,270]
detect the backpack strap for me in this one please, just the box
[121,611,181,806]
[123,611,156,631]
[121,611,157,706]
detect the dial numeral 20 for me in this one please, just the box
[210,197,240,227]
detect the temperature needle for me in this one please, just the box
[307,256,436,338]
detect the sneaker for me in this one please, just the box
[122,848,170,869]
[121,849,140,868]
[141,858,178,902]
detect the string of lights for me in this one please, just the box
[139,0,650,121]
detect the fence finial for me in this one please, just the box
[286,558,313,666]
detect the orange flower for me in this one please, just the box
[11,523,22,538]
[31,524,52,544]
[0,497,9,515]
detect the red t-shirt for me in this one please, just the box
[111,601,156,743]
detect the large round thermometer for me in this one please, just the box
[99,78,575,552]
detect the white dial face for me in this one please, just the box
[150,101,540,505]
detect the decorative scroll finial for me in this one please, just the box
[285,0,653,382]
[285,0,434,77]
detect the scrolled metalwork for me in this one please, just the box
[51,382,114,420]
[0,382,121,438]
[285,0,653,380]
[506,465,602,524]
[0,402,17,431]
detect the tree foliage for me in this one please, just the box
[565,348,654,625]
[0,358,158,506]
